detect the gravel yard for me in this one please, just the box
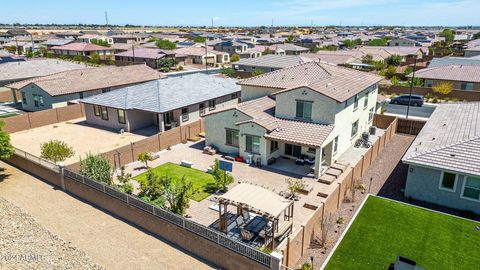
[0,196,104,270]
[298,134,415,268]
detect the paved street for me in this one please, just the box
[383,103,436,119]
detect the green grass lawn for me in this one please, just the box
[0,113,18,118]
[134,162,216,202]
[325,196,480,270]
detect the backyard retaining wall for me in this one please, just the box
[280,114,398,267]
[3,103,85,133]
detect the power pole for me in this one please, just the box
[105,11,109,26]
[205,40,208,74]
[406,55,418,119]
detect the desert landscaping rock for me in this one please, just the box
[0,196,105,270]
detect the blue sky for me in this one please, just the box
[2,0,478,26]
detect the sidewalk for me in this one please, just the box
[0,161,215,270]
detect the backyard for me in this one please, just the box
[325,196,480,270]
[134,162,216,202]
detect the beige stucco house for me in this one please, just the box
[204,62,382,178]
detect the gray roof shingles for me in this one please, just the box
[80,73,240,113]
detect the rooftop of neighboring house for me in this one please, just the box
[465,45,480,52]
[41,38,75,46]
[360,46,427,56]
[111,33,151,39]
[7,64,162,96]
[0,59,86,82]
[411,65,480,83]
[303,52,362,65]
[6,29,29,36]
[174,46,225,56]
[111,43,137,51]
[467,39,480,49]
[237,61,383,102]
[208,96,334,148]
[77,34,106,40]
[115,48,177,59]
[51,42,113,52]
[275,43,310,52]
[402,102,480,176]
[234,54,316,69]
[428,56,480,68]
[80,73,240,113]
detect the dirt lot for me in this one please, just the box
[0,161,215,270]
[10,118,150,165]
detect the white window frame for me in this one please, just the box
[333,136,339,155]
[438,171,458,192]
[353,95,359,111]
[363,92,369,109]
[351,120,359,138]
[460,176,480,202]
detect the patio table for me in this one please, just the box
[244,216,267,234]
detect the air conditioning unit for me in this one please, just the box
[119,128,124,134]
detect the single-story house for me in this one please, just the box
[403,102,480,214]
[0,59,86,87]
[80,73,240,133]
[255,45,286,55]
[233,54,315,73]
[7,64,162,111]
[41,38,75,50]
[51,43,114,58]
[204,61,382,178]
[55,31,83,40]
[76,34,113,45]
[1,41,38,54]
[111,33,151,44]
[388,37,421,47]
[114,48,185,69]
[411,65,480,91]
[464,46,480,58]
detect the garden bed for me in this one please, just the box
[134,162,216,202]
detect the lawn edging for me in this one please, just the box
[319,194,371,270]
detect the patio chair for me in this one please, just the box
[241,210,251,223]
[258,221,273,239]
[235,215,245,228]
[240,228,254,242]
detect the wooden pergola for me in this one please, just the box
[217,183,294,249]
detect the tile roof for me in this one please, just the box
[234,55,315,69]
[428,56,480,68]
[7,64,162,96]
[0,59,86,81]
[41,38,74,46]
[275,43,310,52]
[238,61,383,102]
[403,103,480,176]
[115,48,173,59]
[51,42,113,52]
[80,73,240,113]
[412,65,480,83]
[227,96,333,148]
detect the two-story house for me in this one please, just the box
[204,62,382,178]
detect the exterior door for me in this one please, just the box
[285,144,302,158]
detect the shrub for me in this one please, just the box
[252,68,264,77]
[220,67,235,77]
[432,81,453,95]
[337,216,345,224]
[89,53,101,64]
[404,66,413,75]
[40,140,74,164]
[230,54,240,62]
[73,55,83,62]
[0,121,13,160]
[80,153,112,185]
[432,97,439,103]
[386,54,403,66]
[155,39,176,50]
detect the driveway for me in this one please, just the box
[0,161,215,270]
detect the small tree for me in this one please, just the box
[138,152,152,168]
[105,55,114,65]
[40,140,74,164]
[211,159,234,192]
[116,166,134,194]
[230,54,240,62]
[286,35,294,43]
[89,53,101,64]
[138,169,164,201]
[162,175,195,215]
[285,178,306,199]
[251,68,264,77]
[220,67,236,77]
[386,54,403,66]
[0,122,13,160]
[192,36,206,43]
[79,153,112,185]
[432,81,453,95]
[263,48,274,55]
[404,66,413,76]
[155,39,177,50]
[157,57,176,72]
[73,55,83,62]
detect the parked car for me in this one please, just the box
[390,94,424,106]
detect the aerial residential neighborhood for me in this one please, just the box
[0,1,479,270]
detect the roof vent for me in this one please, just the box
[327,83,332,87]
[450,153,456,157]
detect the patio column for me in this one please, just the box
[314,147,322,178]
[158,113,165,133]
[270,251,283,270]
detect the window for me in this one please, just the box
[363,92,369,109]
[460,82,473,91]
[438,172,457,192]
[295,100,312,120]
[225,129,239,147]
[100,106,108,120]
[38,95,44,106]
[79,92,84,99]
[425,80,433,87]
[351,120,359,138]
[461,176,480,201]
[245,135,260,154]
[353,95,359,111]
[199,103,206,116]
[231,93,238,99]
[209,99,216,110]
[307,147,316,154]
[102,88,111,93]
[21,92,27,104]
[181,107,189,122]
[368,107,374,122]
[93,105,100,116]
[270,140,279,153]
[33,94,39,107]
[117,109,126,124]
[333,136,339,154]
[344,99,349,108]
[285,143,302,158]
